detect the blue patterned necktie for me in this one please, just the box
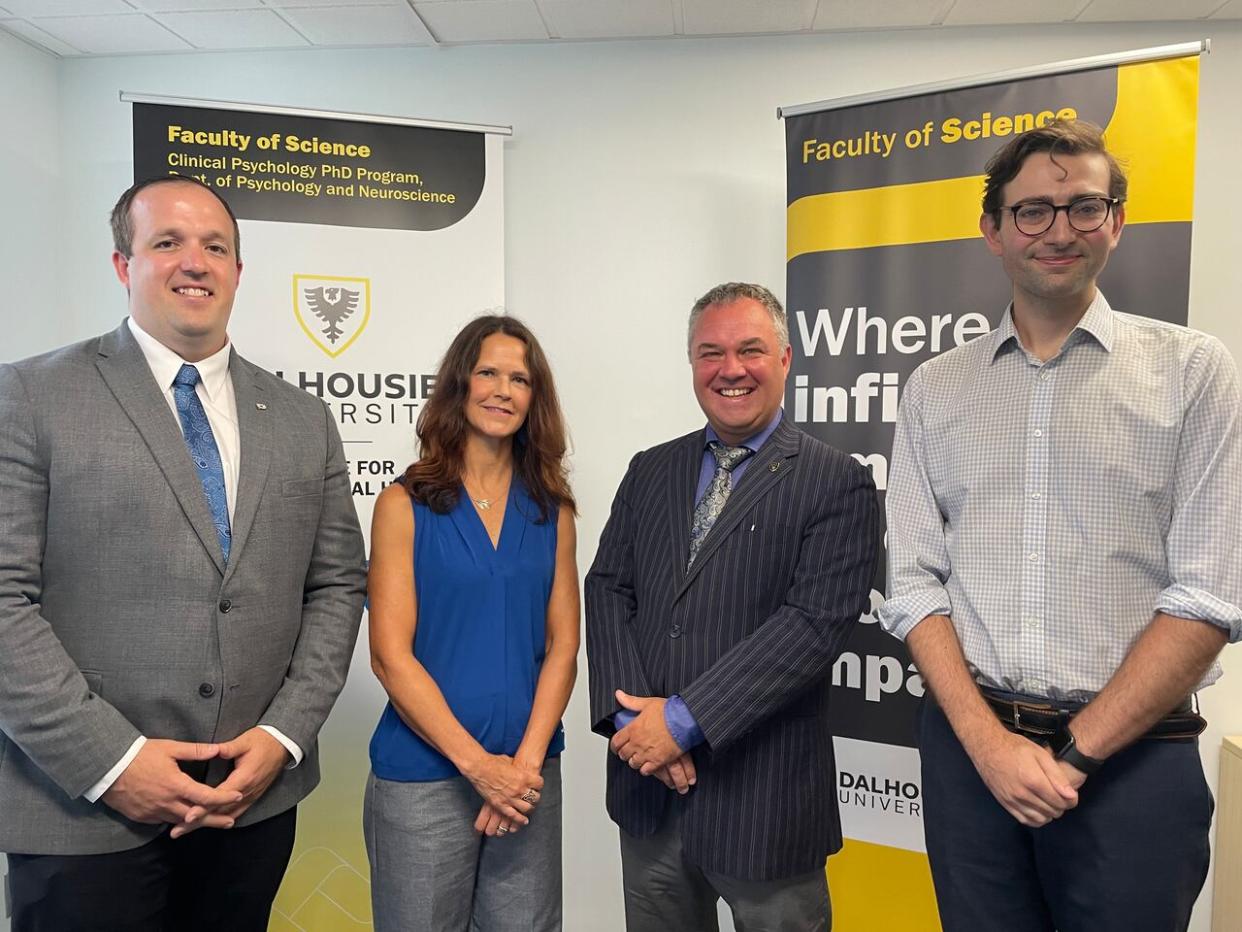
[687,441,754,569]
[172,364,231,563]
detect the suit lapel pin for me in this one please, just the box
[256,402,267,410]
[768,461,781,472]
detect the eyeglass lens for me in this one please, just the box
[1012,197,1112,235]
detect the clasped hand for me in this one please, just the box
[971,728,1085,827]
[464,752,543,836]
[102,728,291,838]
[610,690,697,795]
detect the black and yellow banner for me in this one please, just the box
[783,48,1201,929]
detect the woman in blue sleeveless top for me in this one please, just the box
[365,316,578,932]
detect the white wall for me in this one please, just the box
[4,19,1241,931]
[1,30,59,360]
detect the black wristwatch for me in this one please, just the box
[1048,724,1104,775]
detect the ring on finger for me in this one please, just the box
[496,824,509,835]
[521,789,538,803]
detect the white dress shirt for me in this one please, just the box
[84,319,302,802]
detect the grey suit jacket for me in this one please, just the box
[0,322,366,855]
[585,418,881,881]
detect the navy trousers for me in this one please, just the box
[6,807,296,932]
[919,698,1212,932]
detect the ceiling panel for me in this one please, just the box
[813,0,950,30]
[413,0,548,42]
[1211,0,1242,14]
[538,0,673,39]
[281,3,434,44]
[944,0,1084,26]
[2,0,132,14]
[271,0,407,6]
[34,12,192,52]
[682,0,816,35]
[1076,0,1224,19]
[130,1,265,12]
[0,17,84,53]
[156,8,310,47]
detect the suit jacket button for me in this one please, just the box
[219,599,232,613]
[669,624,682,638]
[198,682,215,698]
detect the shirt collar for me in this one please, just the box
[988,290,1115,364]
[705,408,783,453]
[126,317,232,402]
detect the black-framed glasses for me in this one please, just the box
[1003,196,1121,236]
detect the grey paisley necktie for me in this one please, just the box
[687,441,754,569]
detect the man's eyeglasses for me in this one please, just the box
[1002,196,1122,236]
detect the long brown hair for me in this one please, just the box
[402,315,575,521]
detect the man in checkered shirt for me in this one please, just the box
[880,119,1241,932]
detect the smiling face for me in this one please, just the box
[464,332,532,442]
[981,151,1124,315]
[112,181,242,362]
[690,297,791,445]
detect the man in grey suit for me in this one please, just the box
[586,282,880,930]
[0,176,367,931]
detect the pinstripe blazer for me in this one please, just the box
[586,417,880,881]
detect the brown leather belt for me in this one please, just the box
[983,692,1207,741]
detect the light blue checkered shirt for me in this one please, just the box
[880,292,1242,701]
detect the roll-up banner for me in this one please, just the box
[781,44,1202,929]
[129,95,507,930]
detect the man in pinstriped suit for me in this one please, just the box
[586,282,881,930]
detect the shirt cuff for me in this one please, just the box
[613,709,637,731]
[877,589,953,641]
[259,725,303,768]
[84,736,146,802]
[664,695,704,752]
[1155,584,1242,643]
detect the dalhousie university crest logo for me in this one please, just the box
[292,274,371,358]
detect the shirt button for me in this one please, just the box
[1030,491,1042,500]
[1039,372,1051,382]
[1033,428,1044,438]
[1024,617,1041,627]
[1028,552,1040,562]
[670,625,682,639]
[219,599,232,613]
[198,682,215,698]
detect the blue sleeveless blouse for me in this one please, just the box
[369,481,564,781]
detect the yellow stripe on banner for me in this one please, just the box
[788,54,1199,260]
[787,175,985,260]
[828,839,941,930]
[1103,56,1198,224]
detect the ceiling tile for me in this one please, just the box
[1076,0,1224,19]
[413,0,547,42]
[4,0,131,14]
[681,0,815,35]
[0,17,84,54]
[813,0,948,30]
[538,0,672,38]
[1210,0,1242,14]
[130,0,264,12]
[155,8,310,46]
[34,13,193,52]
[272,0,405,6]
[944,0,1082,25]
[280,3,434,44]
